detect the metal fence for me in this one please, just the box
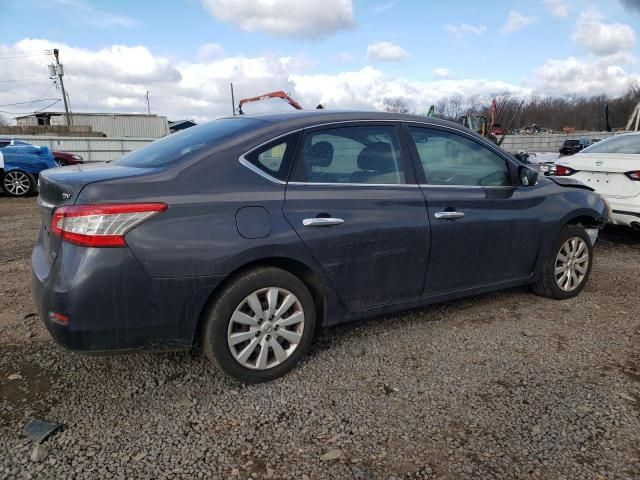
[8,136,155,162]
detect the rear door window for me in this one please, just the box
[290,125,405,184]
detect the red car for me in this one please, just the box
[0,139,84,166]
[52,150,84,166]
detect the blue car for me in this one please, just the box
[32,111,609,383]
[0,139,57,196]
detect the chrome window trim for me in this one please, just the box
[418,184,515,190]
[237,118,517,186]
[288,181,419,188]
[238,155,286,185]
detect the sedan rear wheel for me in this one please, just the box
[533,224,594,299]
[2,170,35,197]
[202,267,316,383]
[227,287,305,370]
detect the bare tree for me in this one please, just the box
[429,86,640,132]
[382,98,411,114]
[0,114,8,127]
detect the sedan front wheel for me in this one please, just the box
[533,224,593,299]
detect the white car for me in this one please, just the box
[556,133,640,230]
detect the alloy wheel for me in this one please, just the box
[554,236,589,292]
[3,171,31,196]
[227,287,305,370]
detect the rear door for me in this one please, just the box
[404,124,543,295]
[283,122,429,310]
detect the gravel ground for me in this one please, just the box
[1,196,639,480]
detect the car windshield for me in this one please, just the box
[564,140,580,146]
[581,134,640,154]
[114,117,260,168]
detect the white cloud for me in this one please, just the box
[201,0,355,39]
[196,43,225,62]
[0,38,531,123]
[500,11,537,33]
[432,68,454,79]
[366,41,408,62]
[543,0,568,18]
[533,55,640,96]
[291,67,530,113]
[3,37,637,127]
[573,10,636,56]
[445,23,487,38]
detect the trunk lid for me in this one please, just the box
[37,162,155,260]
[557,153,640,198]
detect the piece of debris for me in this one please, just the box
[320,449,343,461]
[23,419,64,444]
[351,464,374,480]
[174,397,196,409]
[30,444,49,462]
[618,392,637,402]
[25,331,35,339]
[382,384,398,395]
[521,329,534,337]
[8,373,23,381]
[23,312,38,319]
[133,451,148,462]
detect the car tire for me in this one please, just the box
[202,267,316,383]
[532,224,594,300]
[55,158,68,166]
[2,170,36,197]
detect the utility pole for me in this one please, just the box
[145,91,151,115]
[52,49,72,126]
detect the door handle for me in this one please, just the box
[434,211,465,220]
[303,217,345,227]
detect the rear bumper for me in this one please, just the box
[605,197,640,227]
[31,241,225,353]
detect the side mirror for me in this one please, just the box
[519,166,538,187]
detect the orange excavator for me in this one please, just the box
[237,91,303,115]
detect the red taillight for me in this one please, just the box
[625,171,640,181]
[49,311,69,326]
[51,203,167,247]
[556,165,577,176]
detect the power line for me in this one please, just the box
[0,98,60,107]
[0,78,48,83]
[0,99,61,115]
[0,84,56,107]
[0,49,53,60]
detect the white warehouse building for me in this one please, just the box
[16,112,170,138]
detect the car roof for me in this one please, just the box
[215,110,478,145]
[221,109,464,131]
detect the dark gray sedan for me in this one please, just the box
[32,111,609,382]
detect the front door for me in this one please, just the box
[283,123,429,310]
[405,124,543,295]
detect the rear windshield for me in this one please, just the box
[581,134,640,154]
[114,118,259,168]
